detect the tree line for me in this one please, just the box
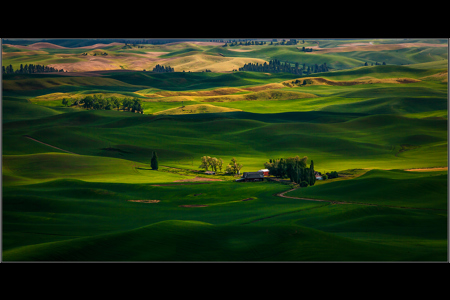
[238,59,329,75]
[2,63,65,74]
[223,39,310,46]
[199,156,245,175]
[64,95,144,113]
[264,156,316,187]
[364,61,386,66]
[224,40,267,47]
[151,64,174,73]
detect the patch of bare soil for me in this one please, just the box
[404,167,448,172]
[48,57,121,72]
[228,49,253,52]
[139,52,170,57]
[339,42,373,47]
[174,176,223,182]
[179,205,209,207]
[128,200,160,203]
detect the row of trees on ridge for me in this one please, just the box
[238,59,329,75]
[2,63,65,74]
[151,64,174,72]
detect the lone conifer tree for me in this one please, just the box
[309,160,315,186]
[151,151,159,170]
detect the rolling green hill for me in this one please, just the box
[2,39,447,262]
[286,169,448,210]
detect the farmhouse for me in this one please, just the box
[315,171,323,180]
[235,172,265,182]
[205,171,215,175]
[258,169,270,176]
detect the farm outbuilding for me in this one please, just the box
[258,169,270,176]
[235,172,265,182]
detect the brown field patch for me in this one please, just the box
[420,71,448,82]
[339,42,373,47]
[128,200,160,203]
[178,205,209,207]
[228,49,254,52]
[48,57,121,72]
[308,42,447,54]
[404,167,448,172]
[243,83,285,91]
[140,52,170,57]
[187,41,225,46]
[174,176,223,182]
[78,43,124,49]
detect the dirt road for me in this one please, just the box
[276,187,445,211]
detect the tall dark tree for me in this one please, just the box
[151,151,159,170]
[309,160,316,186]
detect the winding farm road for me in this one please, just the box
[276,186,446,211]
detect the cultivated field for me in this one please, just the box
[2,38,448,262]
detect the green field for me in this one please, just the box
[2,39,448,262]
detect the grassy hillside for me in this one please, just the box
[286,169,448,210]
[3,178,447,261]
[3,39,447,72]
[2,40,447,262]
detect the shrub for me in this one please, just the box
[328,171,339,179]
[300,181,309,187]
[322,174,328,180]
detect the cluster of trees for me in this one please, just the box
[300,47,314,52]
[327,171,339,179]
[2,63,65,74]
[238,59,329,75]
[270,39,309,45]
[264,156,316,187]
[81,52,108,56]
[364,61,386,66]
[66,95,144,113]
[199,156,224,173]
[199,156,244,175]
[224,40,267,47]
[224,39,311,47]
[122,43,146,49]
[152,64,174,72]
[226,158,243,175]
